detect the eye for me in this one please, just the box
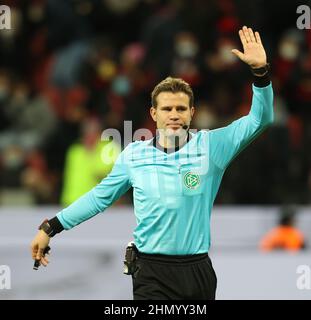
[177,106,187,112]
[162,107,171,111]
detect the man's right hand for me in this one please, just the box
[30,230,51,267]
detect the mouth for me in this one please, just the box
[166,124,182,130]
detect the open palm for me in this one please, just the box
[232,26,267,68]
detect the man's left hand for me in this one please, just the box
[232,26,267,68]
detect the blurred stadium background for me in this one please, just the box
[0,0,310,299]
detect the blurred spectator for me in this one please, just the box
[273,29,303,89]
[141,1,183,78]
[60,117,120,206]
[259,206,306,252]
[192,101,219,130]
[0,79,56,151]
[21,149,58,204]
[171,31,202,88]
[50,40,92,88]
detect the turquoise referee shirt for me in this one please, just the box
[57,83,274,255]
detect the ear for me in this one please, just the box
[150,106,157,122]
[190,106,195,119]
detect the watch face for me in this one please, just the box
[40,221,52,236]
[39,219,49,229]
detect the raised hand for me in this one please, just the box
[232,26,267,68]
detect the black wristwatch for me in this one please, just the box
[251,63,270,77]
[39,219,56,237]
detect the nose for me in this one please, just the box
[169,108,179,120]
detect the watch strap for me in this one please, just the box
[251,63,270,77]
[38,219,59,237]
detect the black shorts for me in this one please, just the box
[132,251,217,300]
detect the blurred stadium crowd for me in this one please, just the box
[0,0,310,205]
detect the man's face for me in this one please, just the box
[150,91,195,137]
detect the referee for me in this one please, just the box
[30,26,274,300]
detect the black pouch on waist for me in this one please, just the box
[123,242,138,275]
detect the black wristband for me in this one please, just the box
[48,216,64,235]
[253,72,271,88]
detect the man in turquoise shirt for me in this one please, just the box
[31,26,274,300]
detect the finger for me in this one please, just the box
[239,29,247,48]
[248,27,256,43]
[31,247,37,260]
[255,31,262,45]
[36,247,44,260]
[31,245,38,260]
[242,26,251,43]
[43,253,50,262]
[40,256,49,267]
[231,49,245,61]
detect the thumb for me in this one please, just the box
[231,49,245,61]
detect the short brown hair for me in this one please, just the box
[151,77,194,108]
